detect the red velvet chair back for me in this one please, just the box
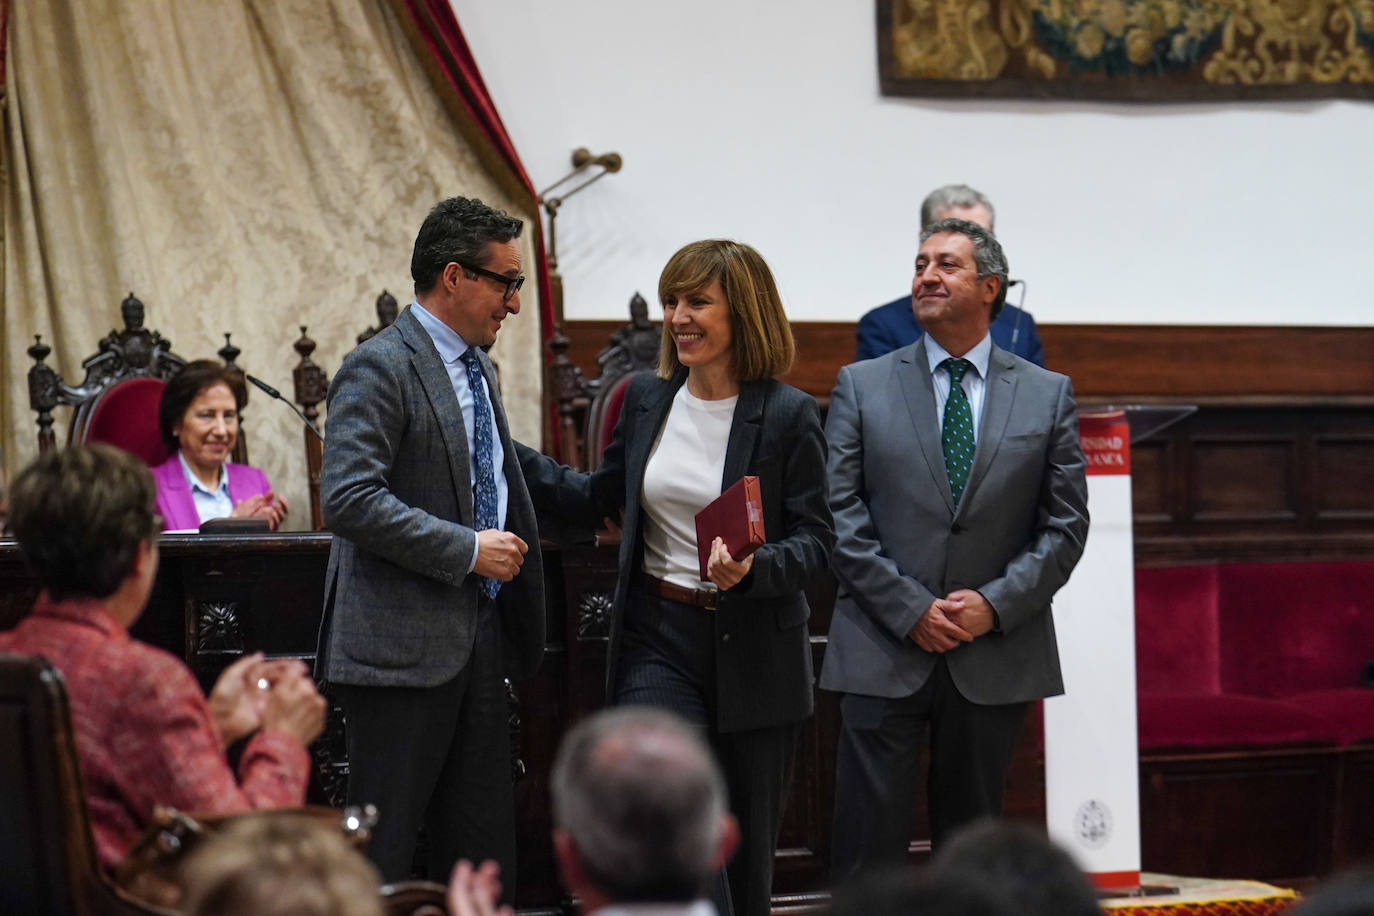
[585,370,642,470]
[75,377,170,467]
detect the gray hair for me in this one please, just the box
[551,708,726,903]
[920,184,995,231]
[920,217,1010,321]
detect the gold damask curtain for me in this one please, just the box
[1,0,543,521]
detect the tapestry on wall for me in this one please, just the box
[878,0,1374,101]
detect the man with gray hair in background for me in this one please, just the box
[446,707,739,916]
[856,184,1045,366]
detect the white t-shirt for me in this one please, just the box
[640,386,737,589]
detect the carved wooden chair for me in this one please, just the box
[289,291,402,531]
[0,652,174,915]
[548,292,661,471]
[27,293,248,466]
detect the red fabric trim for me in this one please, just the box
[1092,870,1142,889]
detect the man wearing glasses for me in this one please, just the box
[316,196,545,896]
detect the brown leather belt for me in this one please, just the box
[641,573,719,611]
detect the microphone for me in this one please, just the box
[1006,279,1028,354]
[246,374,323,442]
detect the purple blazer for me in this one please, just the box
[150,453,272,531]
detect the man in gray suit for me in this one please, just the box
[821,218,1089,877]
[317,197,545,889]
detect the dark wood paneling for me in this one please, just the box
[561,319,1374,564]
[1190,438,1297,522]
[1335,745,1374,866]
[1038,325,1374,401]
[1132,406,1374,565]
[562,320,1374,405]
[1140,747,1339,886]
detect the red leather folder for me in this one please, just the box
[694,475,765,581]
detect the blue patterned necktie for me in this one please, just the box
[940,357,976,507]
[460,349,501,597]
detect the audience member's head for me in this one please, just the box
[180,813,383,916]
[921,183,996,232]
[829,865,1015,916]
[919,216,1010,319]
[1289,869,1374,916]
[550,707,738,910]
[7,443,158,602]
[930,818,1102,916]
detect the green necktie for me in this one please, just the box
[940,357,976,506]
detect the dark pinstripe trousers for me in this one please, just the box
[615,587,802,916]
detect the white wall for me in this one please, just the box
[453,0,1374,327]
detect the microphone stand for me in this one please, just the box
[1007,279,1028,355]
[246,374,324,442]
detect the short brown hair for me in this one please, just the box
[656,240,795,382]
[7,444,158,600]
[180,813,383,916]
[159,360,248,452]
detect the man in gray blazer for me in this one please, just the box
[317,197,544,889]
[821,218,1089,877]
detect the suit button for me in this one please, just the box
[722,633,731,642]
[951,524,964,534]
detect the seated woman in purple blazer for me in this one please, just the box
[151,360,288,531]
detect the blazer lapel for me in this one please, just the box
[721,380,765,491]
[156,459,199,530]
[960,345,1018,510]
[625,371,684,514]
[397,308,474,523]
[897,341,956,515]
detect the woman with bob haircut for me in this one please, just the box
[151,359,287,530]
[519,239,834,916]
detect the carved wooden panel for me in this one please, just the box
[1130,439,1173,525]
[1190,437,1297,522]
[1134,406,1374,564]
[1314,436,1374,519]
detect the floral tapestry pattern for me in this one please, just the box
[879,0,1374,100]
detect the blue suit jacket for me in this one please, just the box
[856,295,1045,367]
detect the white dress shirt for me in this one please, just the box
[178,450,234,525]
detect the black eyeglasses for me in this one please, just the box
[458,262,525,302]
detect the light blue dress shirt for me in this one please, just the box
[410,301,509,575]
[925,332,993,441]
[177,450,235,525]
